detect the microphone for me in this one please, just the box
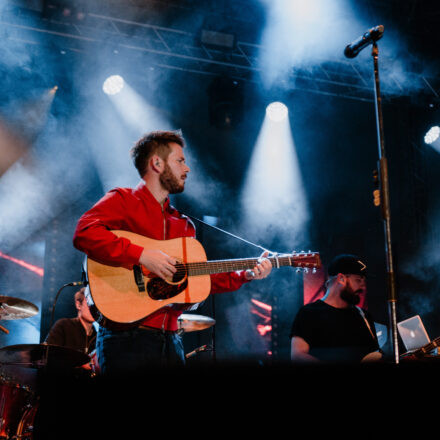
[344,25,384,58]
[68,281,87,286]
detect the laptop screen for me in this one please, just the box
[397,315,430,352]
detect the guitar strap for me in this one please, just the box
[183,213,273,364]
[355,306,377,342]
[183,213,273,254]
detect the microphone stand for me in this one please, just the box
[371,42,399,364]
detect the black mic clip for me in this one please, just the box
[344,25,384,59]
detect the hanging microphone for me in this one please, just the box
[68,281,87,286]
[344,25,384,58]
[69,270,89,287]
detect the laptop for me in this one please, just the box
[397,315,431,352]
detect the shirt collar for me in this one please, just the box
[135,180,170,210]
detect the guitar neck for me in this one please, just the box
[416,336,440,356]
[180,255,306,276]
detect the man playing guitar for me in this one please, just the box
[73,130,272,373]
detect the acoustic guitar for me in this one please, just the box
[401,336,440,360]
[85,230,321,328]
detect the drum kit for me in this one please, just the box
[178,313,216,359]
[0,294,216,439]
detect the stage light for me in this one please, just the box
[266,102,288,122]
[96,78,176,190]
[240,103,309,252]
[102,75,124,95]
[424,126,440,145]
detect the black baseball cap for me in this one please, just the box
[327,254,367,277]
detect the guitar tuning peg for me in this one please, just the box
[312,268,317,274]
[304,268,309,274]
[296,267,301,273]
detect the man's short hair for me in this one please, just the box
[74,287,86,304]
[130,130,185,177]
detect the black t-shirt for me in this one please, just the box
[45,318,96,354]
[290,300,379,363]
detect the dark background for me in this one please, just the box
[1,0,440,364]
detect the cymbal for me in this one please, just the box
[0,296,38,320]
[178,314,215,333]
[0,344,90,369]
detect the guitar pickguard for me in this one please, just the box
[146,277,188,300]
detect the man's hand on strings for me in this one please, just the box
[139,248,177,280]
[245,251,272,280]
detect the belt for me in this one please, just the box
[138,324,176,334]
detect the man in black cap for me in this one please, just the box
[290,254,381,363]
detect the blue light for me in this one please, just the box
[424,126,440,145]
[266,102,288,122]
[102,75,124,95]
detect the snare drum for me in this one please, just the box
[15,401,38,439]
[0,380,34,439]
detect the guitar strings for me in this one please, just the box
[172,255,317,276]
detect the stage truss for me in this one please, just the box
[1,1,439,103]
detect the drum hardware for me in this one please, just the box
[177,314,215,334]
[185,344,212,359]
[177,315,215,361]
[88,350,100,377]
[0,344,90,370]
[0,380,36,440]
[0,296,39,336]
[0,343,91,438]
[15,402,38,439]
[0,297,38,321]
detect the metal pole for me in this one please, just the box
[371,42,399,364]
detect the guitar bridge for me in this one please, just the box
[133,265,146,292]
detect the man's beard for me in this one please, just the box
[340,284,361,306]
[160,162,185,194]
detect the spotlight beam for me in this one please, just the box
[240,104,309,251]
[0,250,44,277]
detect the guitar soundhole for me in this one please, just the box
[171,265,186,284]
[147,277,188,300]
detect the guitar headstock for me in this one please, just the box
[289,251,322,273]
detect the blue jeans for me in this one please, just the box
[96,326,185,375]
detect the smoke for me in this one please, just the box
[239,114,310,253]
[180,145,234,216]
[395,197,440,320]
[1,0,438,356]
[0,120,93,253]
[257,0,364,86]
[256,0,435,97]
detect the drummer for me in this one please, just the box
[45,287,96,357]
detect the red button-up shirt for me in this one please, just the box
[73,181,248,330]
